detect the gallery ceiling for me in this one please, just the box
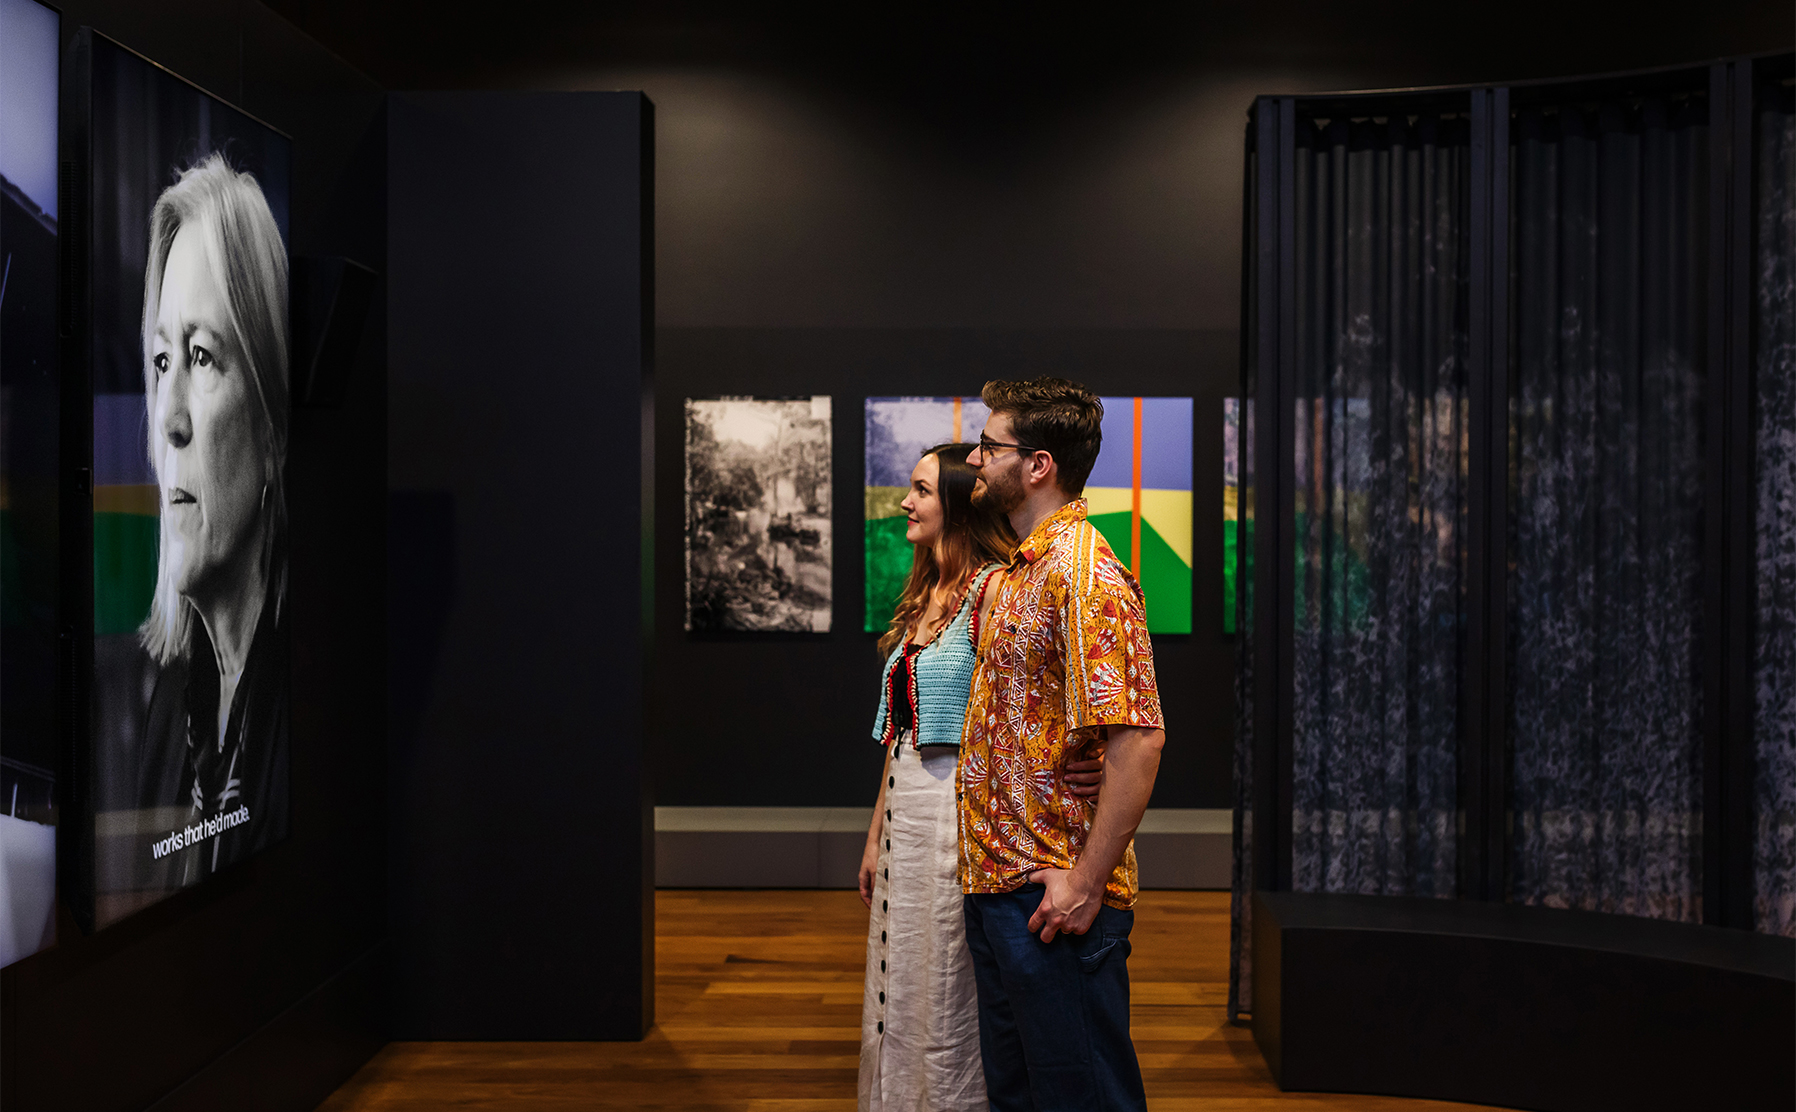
[265,0,1793,105]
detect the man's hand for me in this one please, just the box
[1036,725,1163,943]
[1026,867,1103,942]
[1063,750,1105,800]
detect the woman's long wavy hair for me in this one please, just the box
[138,153,289,667]
[878,443,1017,658]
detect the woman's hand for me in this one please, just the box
[862,748,892,907]
[858,832,881,907]
[1064,748,1105,801]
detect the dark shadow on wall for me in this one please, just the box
[386,491,456,781]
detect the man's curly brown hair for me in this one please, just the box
[980,377,1105,495]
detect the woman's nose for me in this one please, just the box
[161,364,192,449]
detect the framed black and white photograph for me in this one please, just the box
[685,396,832,632]
[76,30,293,928]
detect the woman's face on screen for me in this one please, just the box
[900,452,945,549]
[149,218,266,605]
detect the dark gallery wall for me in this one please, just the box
[0,3,386,1111]
[385,91,652,1040]
[270,0,1796,814]
[655,328,1238,810]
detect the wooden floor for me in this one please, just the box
[317,890,1500,1111]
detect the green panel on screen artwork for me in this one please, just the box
[865,516,912,633]
[94,512,157,636]
[1086,512,1192,635]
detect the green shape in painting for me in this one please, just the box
[1223,520,1236,635]
[864,515,912,633]
[1086,511,1192,635]
[95,512,158,636]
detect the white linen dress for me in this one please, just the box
[858,734,987,1112]
[857,571,996,1112]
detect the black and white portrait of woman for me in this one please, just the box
[86,34,292,927]
[131,153,291,886]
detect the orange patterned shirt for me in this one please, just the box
[957,499,1164,909]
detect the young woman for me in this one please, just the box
[856,443,1100,1112]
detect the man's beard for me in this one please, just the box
[972,465,1025,516]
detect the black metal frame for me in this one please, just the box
[1463,86,1510,904]
[1248,96,1290,894]
[1244,52,1791,925]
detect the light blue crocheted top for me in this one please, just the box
[871,565,1003,748]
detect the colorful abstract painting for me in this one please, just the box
[863,397,991,631]
[864,395,1193,634]
[1224,398,1239,634]
[1087,397,1193,634]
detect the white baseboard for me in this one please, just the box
[654,807,1232,890]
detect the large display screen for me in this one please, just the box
[86,33,292,928]
[0,0,62,968]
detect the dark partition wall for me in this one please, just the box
[0,3,388,1111]
[387,91,653,1039]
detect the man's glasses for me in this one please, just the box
[977,435,1045,458]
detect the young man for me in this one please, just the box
[959,377,1165,1111]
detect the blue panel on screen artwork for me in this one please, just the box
[94,396,156,485]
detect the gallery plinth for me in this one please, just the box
[1251,891,1795,1112]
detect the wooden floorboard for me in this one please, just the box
[315,890,1503,1110]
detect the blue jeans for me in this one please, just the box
[962,885,1146,1112]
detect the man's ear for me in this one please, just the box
[1026,450,1057,490]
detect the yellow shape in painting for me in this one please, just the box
[1082,487,1192,568]
[866,486,907,520]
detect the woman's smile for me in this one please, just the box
[901,453,944,547]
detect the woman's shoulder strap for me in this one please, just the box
[956,564,999,613]
[961,562,1004,646]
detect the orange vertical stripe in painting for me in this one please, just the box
[1131,396,1143,577]
[952,397,962,443]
